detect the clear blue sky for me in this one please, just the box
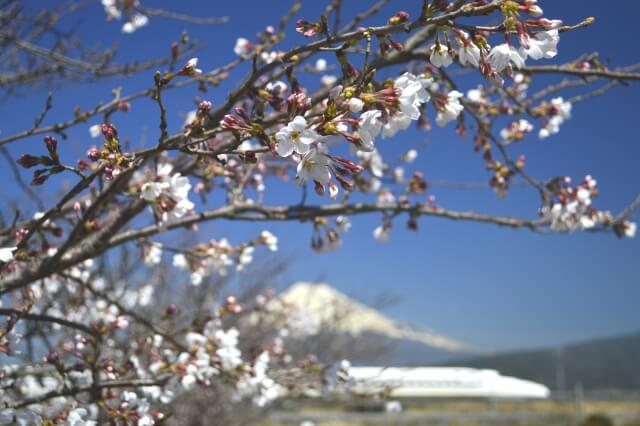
[3,0,639,352]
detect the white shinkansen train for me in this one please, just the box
[347,367,550,399]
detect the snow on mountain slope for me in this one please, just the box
[276,282,476,354]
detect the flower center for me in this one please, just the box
[303,159,315,170]
[291,131,301,141]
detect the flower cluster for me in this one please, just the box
[86,123,132,180]
[275,116,322,157]
[539,175,618,232]
[1,258,347,424]
[538,96,572,139]
[382,73,432,138]
[171,230,278,285]
[311,215,352,252]
[139,163,194,224]
[500,119,534,143]
[102,0,149,34]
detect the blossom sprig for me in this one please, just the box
[434,90,464,127]
[539,175,620,233]
[311,215,352,252]
[221,107,269,146]
[487,157,524,196]
[15,136,82,186]
[234,37,254,57]
[500,118,534,143]
[177,57,203,77]
[388,11,411,26]
[258,80,289,112]
[102,0,150,34]
[536,96,572,139]
[295,18,327,38]
[274,116,322,157]
[85,123,132,180]
[184,100,213,138]
[453,30,481,68]
[295,148,363,198]
[377,34,404,56]
[171,230,278,285]
[138,163,195,224]
[153,57,203,89]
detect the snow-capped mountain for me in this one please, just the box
[275,282,483,364]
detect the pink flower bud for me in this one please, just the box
[87,147,101,161]
[17,154,40,168]
[101,123,116,139]
[44,135,57,155]
[31,173,48,186]
[389,11,410,25]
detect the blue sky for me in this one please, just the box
[2,0,639,352]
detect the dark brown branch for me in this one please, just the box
[0,308,99,338]
[7,377,170,410]
[523,65,640,81]
[136,6,229,25]
[106,203,546,250]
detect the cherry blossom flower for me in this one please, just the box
[382,114,412,139]
[89,124,102,138]
[143,242,163,266]
[395,72,431,121]
[430,42,453,67]
[296,148,332,185]
[0,409,42,425]
[456,32,481,67]
[355,149,384,179]
[176,58,203,78]
[381,73,431,139]
[536,18,563,30]
[500,119,533,143]
[373,224,391,241]
[64,407,96,425]
[295,19,321,37]
[140,163,194,223]
[621,221,637,238]
[539,96,572,139]
[0,246,17,263]
[540,175,609,232]
[234,37,253,56]
[348,97,364,112]
[466,87,487,104]
[260,50,280,64]
[320,75,338,87]
[458,42,481,67]
[315,58,328,71]
[215,328,242,370]
[522,0,544,16]
[102,0,121,20]
[403,149,418,163]
[260,230,278,251]
[488,43,526,72]
[122,13,149,34]
[521,30,559,60]
[236,246,254,271]
[275,116,321,157]
[357,110,383,150]
[236,351,280,406]
[435,90,464,127]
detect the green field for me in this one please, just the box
[265,398,640,425]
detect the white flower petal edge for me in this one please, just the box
[0,246,17,263]
[275,116,321,157]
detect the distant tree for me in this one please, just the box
[581,414,614,426]
[1,0,639,424]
